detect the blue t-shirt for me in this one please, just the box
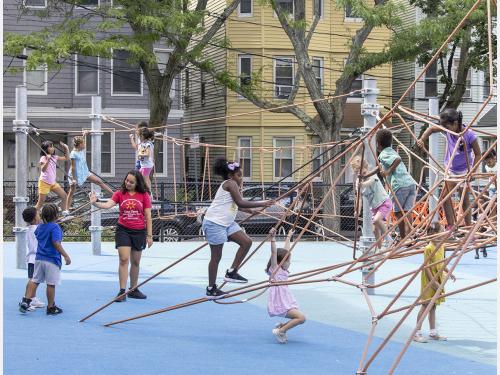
[35,222,63,267]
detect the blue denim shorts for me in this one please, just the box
[392,185,416,212]
[202,219,242,245]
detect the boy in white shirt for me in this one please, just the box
[22,207,45,311]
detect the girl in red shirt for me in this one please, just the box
[90,170,153,301]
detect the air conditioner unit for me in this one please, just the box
[275,85,292,99]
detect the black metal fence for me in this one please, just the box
[3,180,356,242]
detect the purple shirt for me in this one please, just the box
[39,155,59,184]
[444,128,477,174]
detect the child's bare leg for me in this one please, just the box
[144,175,151,192]
[416,303,427,331]
[52,186,68,212]
[66,184,76,210]
[228,231,252,270]
[87,174,113,194]
[279,309,306,333]
[129,249,142,288]
[373,213,385,249]
[46,285,55,307]
[461,188,472,226]
[428,304,436,330]
[117,246,131,289]
[208,244,223,286]
[35,194,47,210]
[395,211,406,239]
[442,181,456,227]
[25,281,39,299]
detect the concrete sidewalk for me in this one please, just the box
[3,239,497,371]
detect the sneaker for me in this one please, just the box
[46,305,63,315]
[115,289,127,302]
[206,284,226,299]
[272,328,287,344]
[30,297,45,308]
[482,248,488,258]
[413,334,428,343]
[275,323,288,341]
[224,269,248,283]
[127,288,147,299]
[429,333,447,341]
[61,210,71,217]
[27,305,36,312]
[19,298,31,314]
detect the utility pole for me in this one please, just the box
[89,96,102,255]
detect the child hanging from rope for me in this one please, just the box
[129,121,149,171]
[416,109,481,232]
[202,157,274,298]
[66,131,113,210]
[267,227,306,344]
[369,129,417,241]
[413,222,455,343]
[35,140,70,216]
[350,155,393,251]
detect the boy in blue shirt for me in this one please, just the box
[19,204,71,315]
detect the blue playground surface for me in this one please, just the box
[3,241,497,375]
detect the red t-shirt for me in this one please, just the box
[112,190,152,230]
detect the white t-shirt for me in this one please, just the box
[138,141,155,169]
[26,224,38,264]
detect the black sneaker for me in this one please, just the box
[19,298,31,314]
[206,284,227,299]
[46,305,63,315]
[128,288,147,299]
[115,289,127,302]
[224,269,248,283]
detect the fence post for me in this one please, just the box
[360,78,379,295]
[89,96,102,255]
[428,98,440,223]
[13,85,29,270]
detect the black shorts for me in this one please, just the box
[115,224,147,251]
[28,263,34,279]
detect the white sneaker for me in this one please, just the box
[413,334,428,343]
[272,328,287,344]
[30,297,45,308]
[27,305,36,312]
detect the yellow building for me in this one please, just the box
[182,0,392,183]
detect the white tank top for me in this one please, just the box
[204,181,238,227]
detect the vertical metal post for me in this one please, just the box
[360,78,379,295]
[13,86,30,269]
[428,98,440,223]
[89,96,102,255]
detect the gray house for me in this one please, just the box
[3,0,184,189]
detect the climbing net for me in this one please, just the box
[23,0,496,373]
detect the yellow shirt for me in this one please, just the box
[420,241,446,305]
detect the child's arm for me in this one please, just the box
[58,141,70,161]
[82,130,89,149]
[53,241,71,265]
[444,266,456,282]
[145,208,153,248]
[364,167,380,178]
[129,134,137,150]
[380,158,401,178]
[424,267,441,291]
[470,139,482,170]
[416,126,441,149]
[225,180,274,209]
[269,228,278,269]
[284,229,293,250]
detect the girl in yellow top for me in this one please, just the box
[414,222,456,343]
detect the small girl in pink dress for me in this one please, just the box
[266,228,306,344]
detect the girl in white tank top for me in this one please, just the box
[203,158,273,298]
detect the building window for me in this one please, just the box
[238,55,252,96]
[345,4,362,21]
[85,130,114,176]
[483,71,496,99]
[273,138,294,179]
[276,0,293,15]
[75,55,99,95]
[154,49,170,74]
[24,0,46,8]
[274,57,294,99]
[24,49,48,95]
[77,0,99,7]
[424,61,438,97]
[154,130,167,176]
[112,49,142,95]
[201,71,206,106]
[312,57,323,90]
[239,0,252,16]
[452,58,471,99]
[238,137,252,179]
[7,140,16,168]
[314,0,323,18]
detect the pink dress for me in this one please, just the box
[267,266,299,317]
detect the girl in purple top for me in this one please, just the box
[417,109,481,229]
[266,228,305,344]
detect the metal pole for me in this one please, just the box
[89,96,102,255]
[360,78,379,295]
[13,85,29,270]
[428,98,440,223]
